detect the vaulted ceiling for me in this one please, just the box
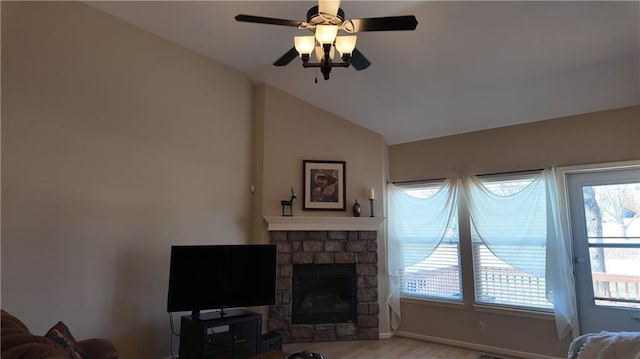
[89,1,639,145]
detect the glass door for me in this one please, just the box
[566,168,640,333]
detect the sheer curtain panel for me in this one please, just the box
[462,169,577,338]
[543,168,579,339]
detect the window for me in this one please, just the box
[401,221,460,300]
[580,182,640,309]
[469,172,552,310]
[392,181,462,301]
[391,172,554,310]
[389,169,576,335]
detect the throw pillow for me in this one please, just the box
[45,321,86,359]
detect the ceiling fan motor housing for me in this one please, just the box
[306,5,345,26]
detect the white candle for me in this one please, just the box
[368,188,375,200]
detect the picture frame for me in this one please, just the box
[302,160,346,211]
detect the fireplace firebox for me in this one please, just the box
[292,264,356,324]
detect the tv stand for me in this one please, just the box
[179,309,262,359]
[191,308,235,320]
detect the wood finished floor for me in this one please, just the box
[283,336,509,359]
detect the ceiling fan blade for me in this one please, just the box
[346,15,418,32]
[235,14,303,27]
[319,0,341,16]
[273,47,299,67]
[349,48,371,71]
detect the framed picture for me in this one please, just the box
[303,160,346,211]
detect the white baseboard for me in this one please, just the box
[395,331,564,359]
[378,330,395,339]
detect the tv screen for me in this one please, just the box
[167,244,277,314]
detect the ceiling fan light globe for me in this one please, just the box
[335,35,357,56]
[318,0,341,17]
[315,24,339,45]
[294,36,315,56]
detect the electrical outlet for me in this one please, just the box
[478,320,486,331]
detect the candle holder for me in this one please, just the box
[369,198,375,217]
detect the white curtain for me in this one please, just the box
[462,174,547,276]
[462,168,578,338]
[387,180,458,330]
[543,168,579,339]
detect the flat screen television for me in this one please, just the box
[167,244,277,318]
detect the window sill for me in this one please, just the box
[400,296,465,310]
[399,297,555,320]
[473,304,554,320]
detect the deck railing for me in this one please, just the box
[403,268,640,309]
[592,272,640,308]
[475,267,549,308]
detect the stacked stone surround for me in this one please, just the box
[267,230,379,343]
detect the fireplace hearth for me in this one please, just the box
[268,230,379,343]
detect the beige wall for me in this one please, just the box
[254,84,391,333]
[388,105,640,357]
[2,2,253,358]
[258,84,387,219]
[390,106,640,181]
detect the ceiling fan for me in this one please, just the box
[235,0,418,80]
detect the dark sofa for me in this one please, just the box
[1,309,118,359]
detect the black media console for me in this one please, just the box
[179,309,262,359]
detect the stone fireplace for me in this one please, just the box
[267,229,379,343]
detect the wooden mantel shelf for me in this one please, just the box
[263,216,385,231]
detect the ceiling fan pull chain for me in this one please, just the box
[315,69,318,84]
